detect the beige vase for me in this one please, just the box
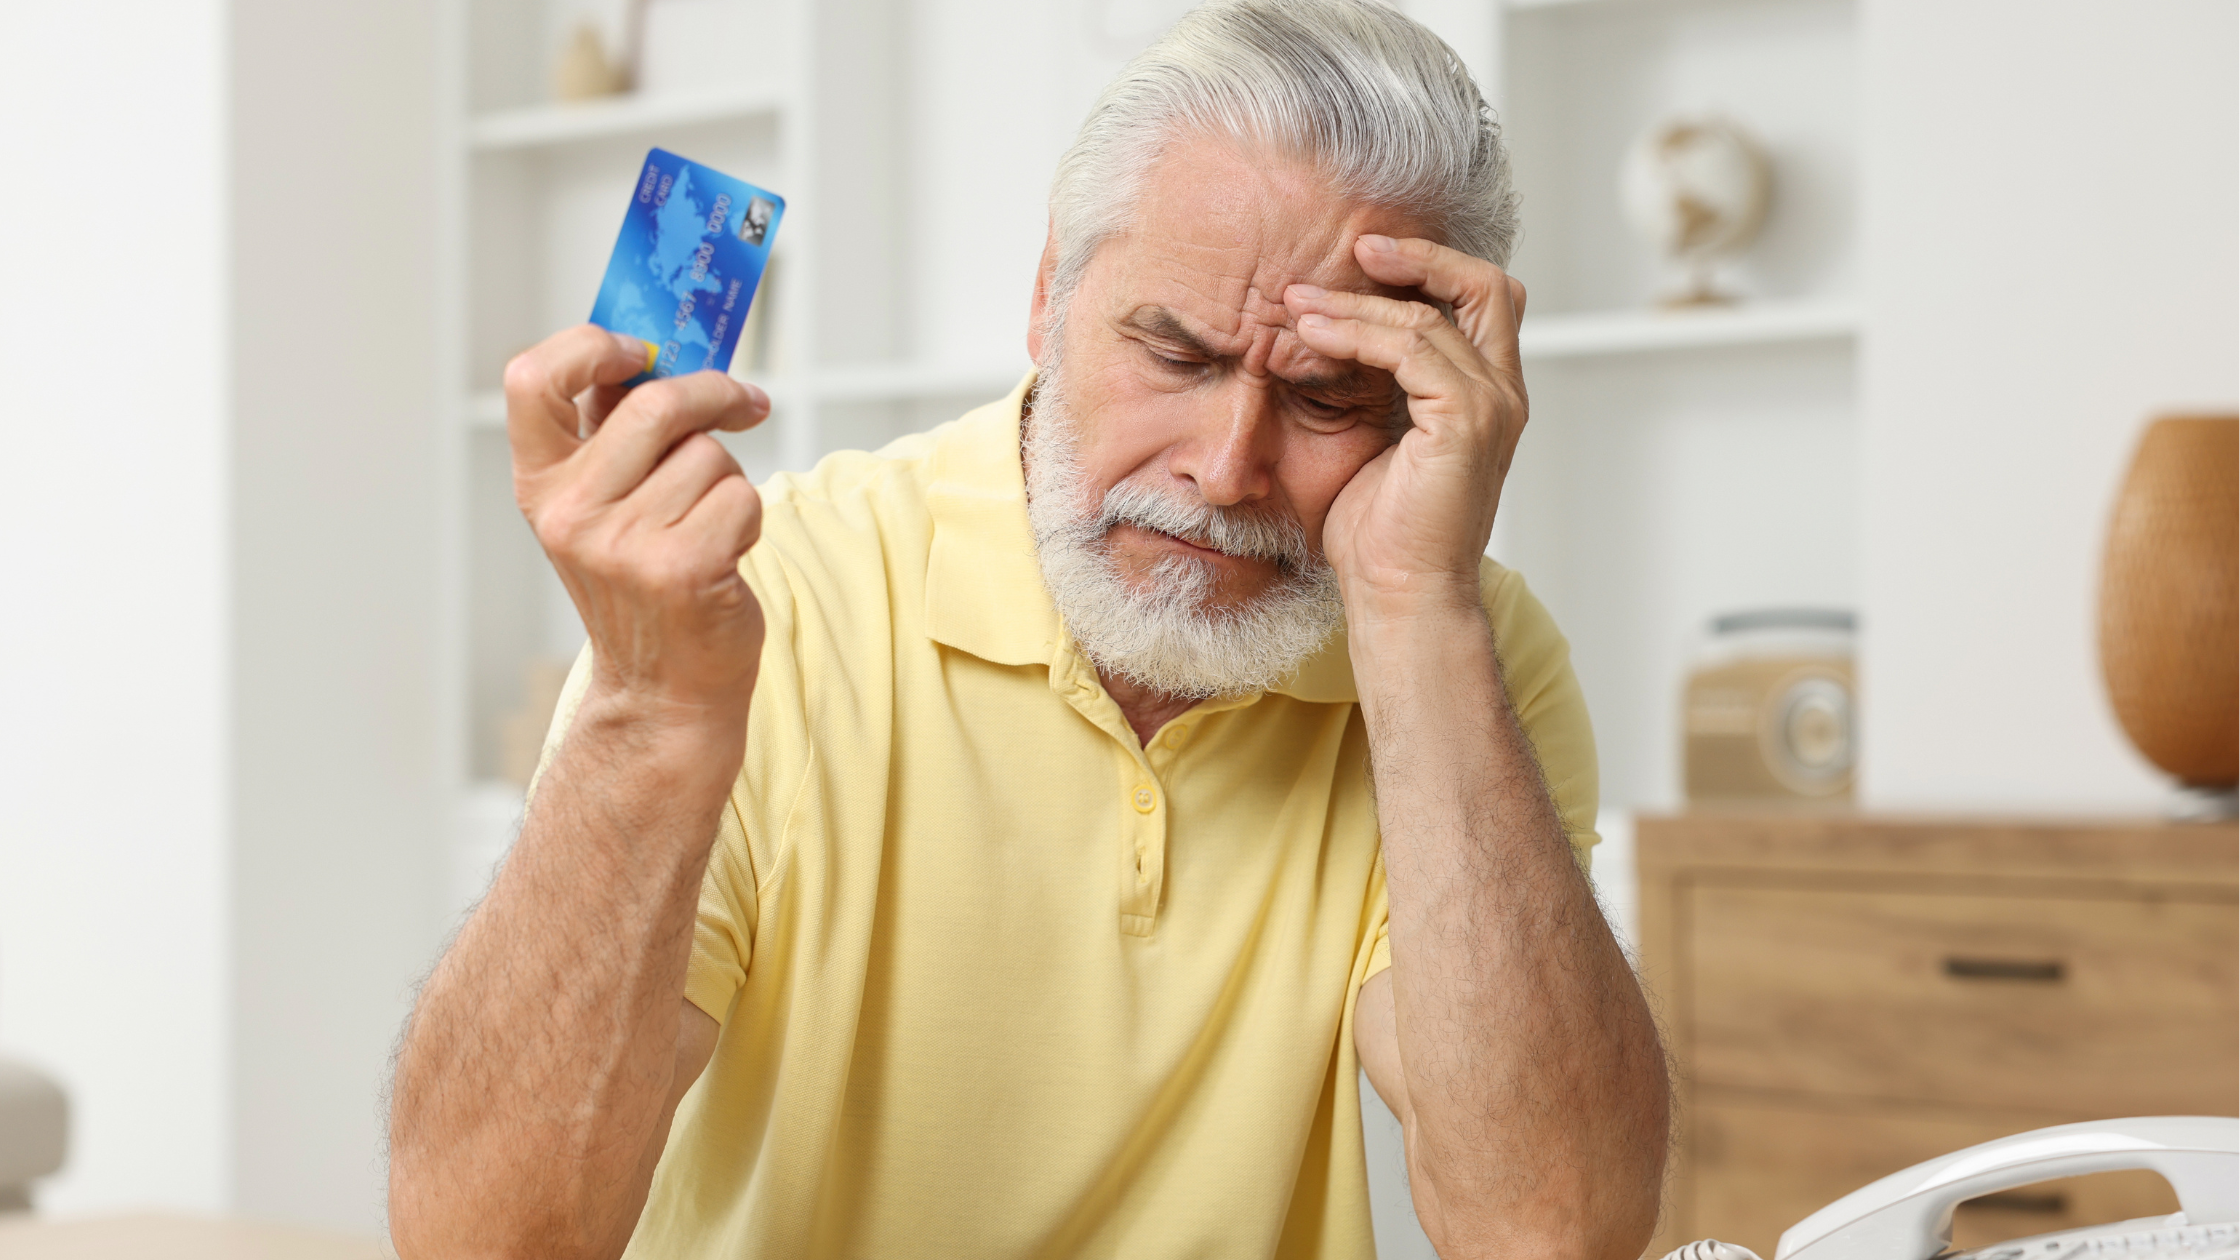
[2098,414,2239,787]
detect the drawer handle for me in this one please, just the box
[1942,956,2066,982]
[1961,1189,2068,1215]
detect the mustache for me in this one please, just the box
[1095,480,1318,569]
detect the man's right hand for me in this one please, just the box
[505,325,772,719]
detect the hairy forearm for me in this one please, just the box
[1351,595,1668,1260]
[389,687,743,1259]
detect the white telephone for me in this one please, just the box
[1660,1117,2239,1260]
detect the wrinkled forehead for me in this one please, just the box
[1097,134,1437,348]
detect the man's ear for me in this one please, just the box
[1027,228,1059,364]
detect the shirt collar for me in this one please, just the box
[921,368,1360,705]
[923,371,1062,669]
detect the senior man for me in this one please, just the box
[389,2,1669,1256]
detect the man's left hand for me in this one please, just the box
[1285,234,1528,614]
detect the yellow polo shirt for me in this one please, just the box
[578,373,1599,1258]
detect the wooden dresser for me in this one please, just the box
[1636,812,2238,1256]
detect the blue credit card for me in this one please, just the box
[588,148,783,380]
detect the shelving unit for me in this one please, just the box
[436,0,1035,907]
[1461,0,1862,833]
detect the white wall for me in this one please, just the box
[897,0,1095,371]
[0,1,445,1230]
[229,0,445,1229]
[1858,0,2239,810]
[0,0,234,1215]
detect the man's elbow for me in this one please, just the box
[1413,1163,1664,1260]
[1408,1089,1671,1260]
[387,1156,513,1260]
[1599,1053,1677,1258]
[1593,1035,1678,1257]
[388,1140,634,1260]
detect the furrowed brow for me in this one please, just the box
[1123,303,1405,420]
[1120,306,1226,359]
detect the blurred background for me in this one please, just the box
[0,0,2232,1253]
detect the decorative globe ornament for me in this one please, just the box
[2098,414,2239,809]
[1619,115,1772,308]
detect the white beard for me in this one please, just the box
[1022,354,1345,700]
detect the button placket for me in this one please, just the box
[1116,748,1166,935]
[1115,709,1230,934]
[1051,641,1222,937]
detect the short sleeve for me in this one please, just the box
[525,644,596,805]
[686,795,759,1024]
[521,642,767,1025]
[1359,849,1393,983]
[1481,560,1602,871]
[518,508,843,1026]
[680,521,825,1024]
[1358,565,1598,984]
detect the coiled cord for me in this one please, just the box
[1659,1240,1768,1260]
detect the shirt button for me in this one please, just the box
[1163,727,1188,750]
[1132,784,1157,813]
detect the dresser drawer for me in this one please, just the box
[1688,1096,2181,1257]
[1688,884,2238,1114]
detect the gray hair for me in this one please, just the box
[1044,0,1517,329]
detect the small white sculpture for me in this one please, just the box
[553,22,628,102]
[1619,116,1772,308]
[551,1,658,103]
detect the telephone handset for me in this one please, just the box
[1659,1117,2239,1260]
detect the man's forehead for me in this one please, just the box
[1112,134,1433,336]
[1119,213,1419,338]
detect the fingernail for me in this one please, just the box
[1288,283,1327,299]
[1299,313,1331,329]
[1360,234,1396,252]
[612,331,655,373]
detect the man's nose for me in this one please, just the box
[1170,377,1279,507]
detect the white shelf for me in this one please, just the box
[1518,300,1858,359]
[468,87,784,151]
[460,361,1026,431]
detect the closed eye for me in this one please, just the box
[1288,387,1368,431]
[1142,343,1207,374]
